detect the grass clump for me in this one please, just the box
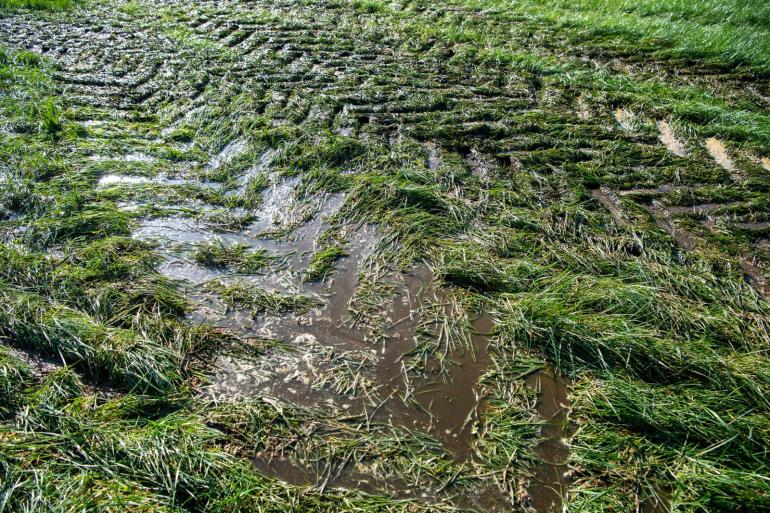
[0,345,31,416]
[193,242,272,274]
[303,244,347,282]
[0,284,183,393]
[207,281,322,316]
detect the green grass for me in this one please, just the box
[450,0,770,75]
[303,244,347,281]
[206,281,322,316]
[1,1,770,511]
[193,242,273,274]
[0,0,77,10]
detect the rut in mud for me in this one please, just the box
[1,0,769,512]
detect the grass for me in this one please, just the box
[0,0,77,10]
[193,241,273,274]
[303,244,347,282]
[206,281,322,316]
[1,0,770,511]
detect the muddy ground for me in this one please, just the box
[0,0,769,512]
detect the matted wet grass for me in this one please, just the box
[0,0,769,511]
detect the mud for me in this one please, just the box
[657,120,686,157]
[733,221,770,230]
[205,258,493,461]
[524,370,571,513]
[591,186,629,227]
[664,202,740,215]
[425,141,441,170]
[200,232,500,504]
[738,253,770,300]
[645,202,697,251]
[705,138,742,180]
[6,345,62,380]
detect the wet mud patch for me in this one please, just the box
[705,138,743,180]
[591,186,629,227]
[657,120,686,157]
[524,370,571,513]
[375,270,494,461]
[197,232,501,503]
[204,256,494,458]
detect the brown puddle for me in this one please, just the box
[524,369,571,513]
[373,267,493,461]
[131,163,509,506]
[195,218,495,498]
[641,486,673,513]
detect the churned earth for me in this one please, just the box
[0,0,769,511]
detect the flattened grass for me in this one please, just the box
[193,242,273,274]
[1,1,770,511]
[0,0,78,9]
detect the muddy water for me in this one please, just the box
[209,138,247,169]
[425,141,441,170]
[196,222,494,500]
[641,487,673,513]
[525,370,571,513]
[210,257,494,460]
[129,164,510,505]
[127,165,568,509]
[373,266,493,461]
[135,168,496,460]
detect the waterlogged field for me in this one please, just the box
[0,0,769,511]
